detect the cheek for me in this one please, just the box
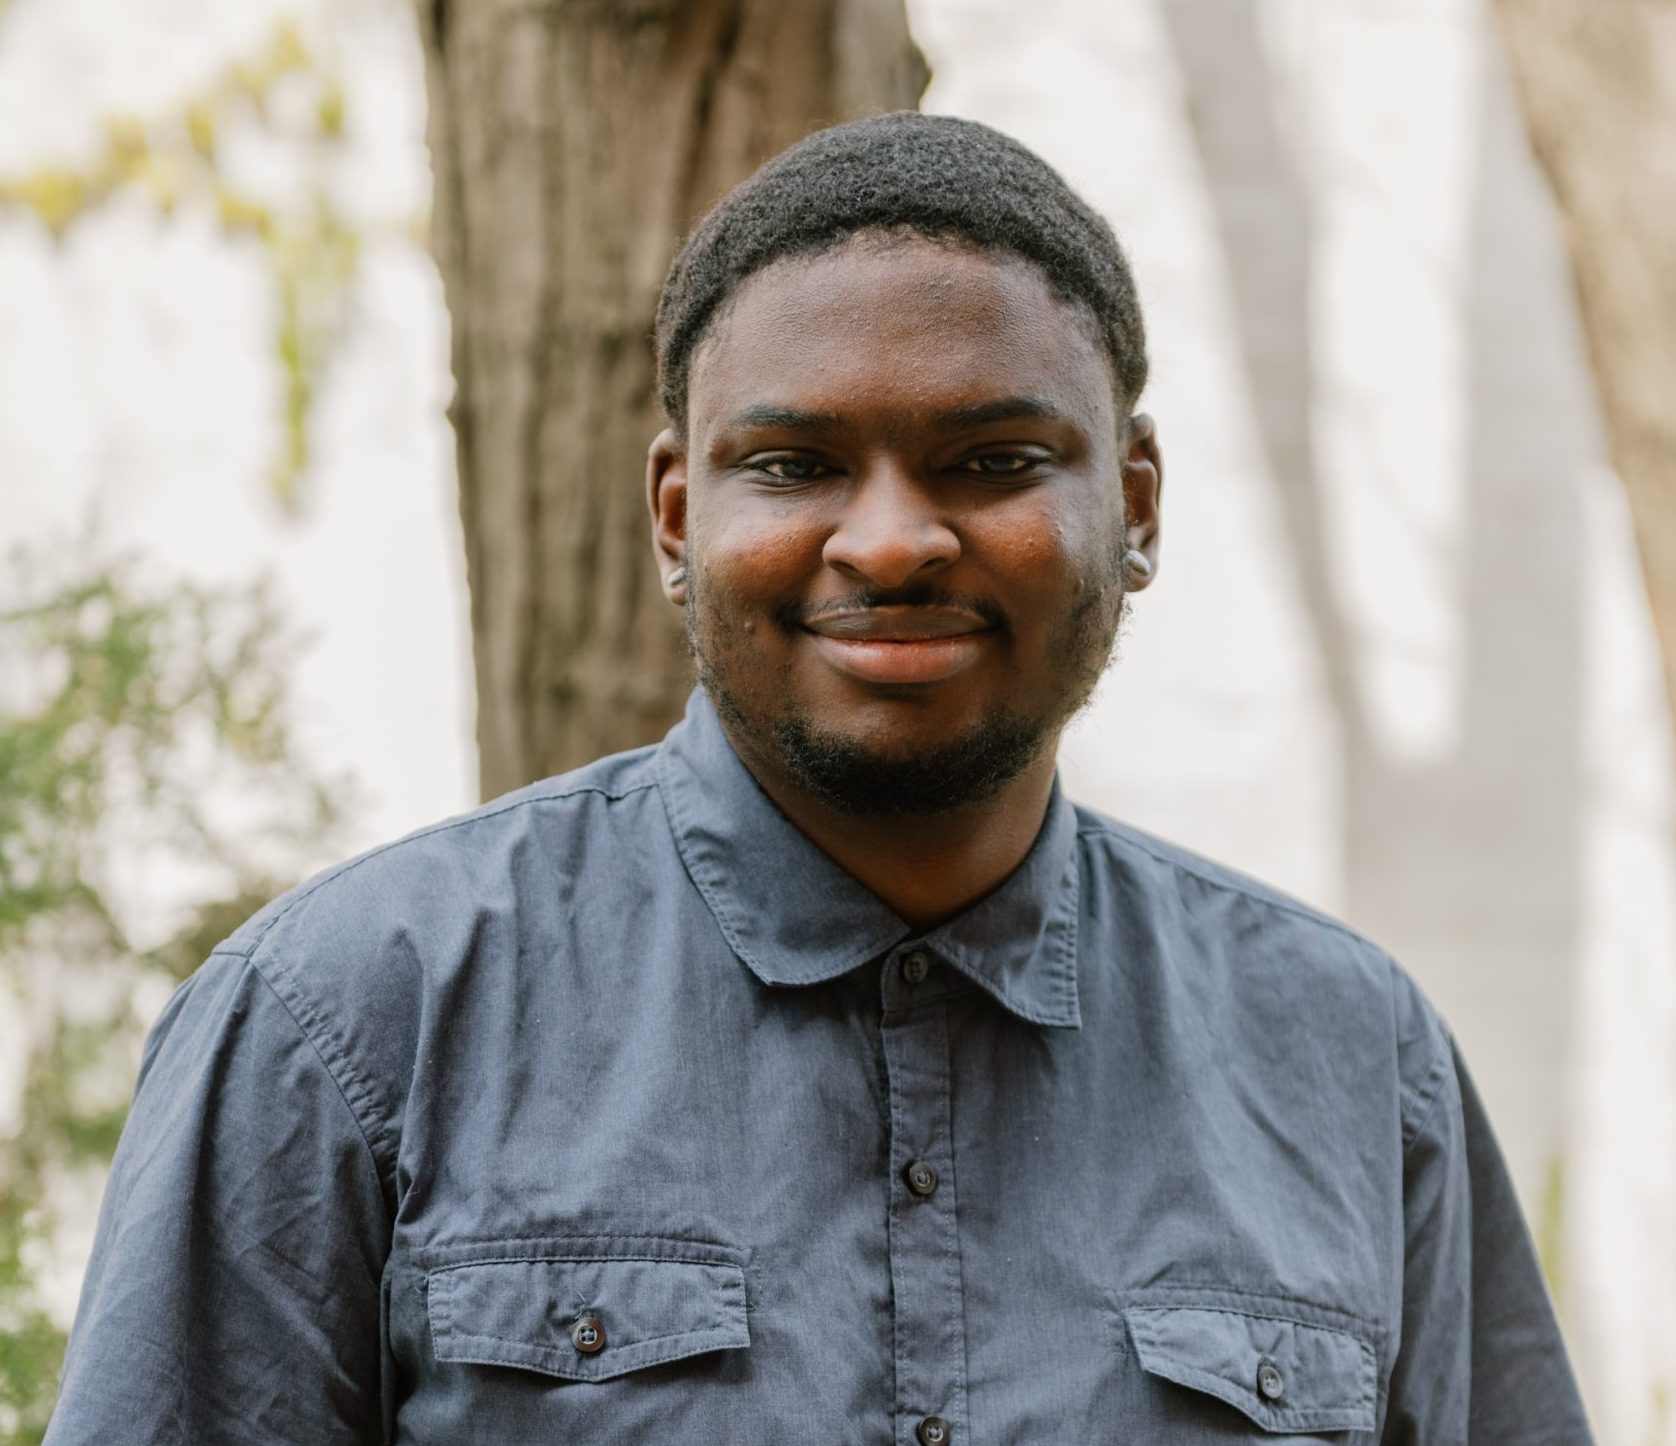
[972,502,1117,604]
[690,505,831,614]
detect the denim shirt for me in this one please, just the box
[49,690,1592,1444]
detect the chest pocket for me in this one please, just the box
[1123,1303,1377,1436]
[425,1237,750,1383]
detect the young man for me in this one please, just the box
[49,114,1591,1443]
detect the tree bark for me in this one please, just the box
[421,0,927,799]
[1492,0,1676,734]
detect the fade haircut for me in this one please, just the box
[653,111,1148,435]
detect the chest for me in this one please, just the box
[381,939,1400,1443]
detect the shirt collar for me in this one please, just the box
[655,690,1082,1029]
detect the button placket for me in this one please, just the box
[881,968,967,1446]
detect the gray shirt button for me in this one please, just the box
[902,950,932,984]
[905,1160,939,1197]
[1256,1357,1284,1401]
[916,1416,949,1445]
[571,1317,606,1355]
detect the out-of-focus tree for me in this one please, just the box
[421,0,928,796]
[1493,0,1676,733]
[0,547,342,1445]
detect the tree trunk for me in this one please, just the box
[421,0,927,799]
[1492,0,1676,734]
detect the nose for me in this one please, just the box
[822,462,959,588]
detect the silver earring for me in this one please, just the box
[1122,548,1152,582]
[667,565,686,589]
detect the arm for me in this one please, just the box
[1383,1036,1593,1445]
[46,950,392,1445]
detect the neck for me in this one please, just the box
[732,740,1061,933]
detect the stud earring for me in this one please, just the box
[1122,548,1152,582]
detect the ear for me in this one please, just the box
[1120,411,1163,591]
[646,428,688,605]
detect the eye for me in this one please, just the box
[958,448,1051,479]
[744,454,835,484]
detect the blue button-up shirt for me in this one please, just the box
[49,691,1592,1443]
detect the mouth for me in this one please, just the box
[801,604,996,685]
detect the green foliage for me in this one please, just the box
[0,543,343,1443]
[0,20,366,508]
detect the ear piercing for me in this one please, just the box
[1122,548,1152,582]
[667,565,687,589]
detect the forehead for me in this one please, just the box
[686,236,1116,441]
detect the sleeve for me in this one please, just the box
[45,949,393,1445]
[1382,1034,1595,1445]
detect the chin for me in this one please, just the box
[769,709,1049,818]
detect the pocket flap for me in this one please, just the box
[1125,1304,1376,1433]
[426,1239,750,1383]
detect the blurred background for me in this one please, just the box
[1,0,1672,1439]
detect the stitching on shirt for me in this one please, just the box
[929,899,1080,1026]
[1124,1302,1378,1413]
[439,1323,737,1357]
[246,960,395,1210]
[1111,1284,1379,1336]
[935,1009,970,1430]
[1130,1352,1374,1430]
[1075,819,1382,955]
[1400,1036,1458,1160]
[421,1233,743,1253]
[658,772,898,984]
[239,779,659,961]
[425,1253,745,1275]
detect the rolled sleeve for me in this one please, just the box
[46,949,391,1445]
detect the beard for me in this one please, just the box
[686,555,1129,819]
[756,701,1047,817]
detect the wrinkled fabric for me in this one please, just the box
[49,690,1592,1444]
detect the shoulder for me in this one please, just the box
[1074,804,1378,962]
[221,743,664,970]
[164,745,670,1178]
[1072,804,1452,1147]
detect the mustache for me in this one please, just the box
[777,587,1009,631]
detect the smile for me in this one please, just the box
[802,606,995,685]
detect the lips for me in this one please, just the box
[802,605,995,685]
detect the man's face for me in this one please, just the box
[649,233,1161,816]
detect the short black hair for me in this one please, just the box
[654,111,1148,434]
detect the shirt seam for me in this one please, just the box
[1399,1033,1457,1160]
[234,952,395,1212]
[1111,1284,1379,1335]
[425,1253,744,1273]
[420,1233,741,1253]
[1075,821,1379,955]
[242,780,659,961]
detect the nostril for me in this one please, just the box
[823,518,960,588]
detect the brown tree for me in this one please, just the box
[1493,0,1676,733]
[421,0,927,798]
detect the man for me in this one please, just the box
[49,113,1591,1443]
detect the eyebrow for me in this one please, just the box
[725,405,844,434]
[935,396,1068,428]
[722,396,1070,435]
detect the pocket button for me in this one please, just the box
[1256,1357,1285,1401]
[571,1316,606,1355]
